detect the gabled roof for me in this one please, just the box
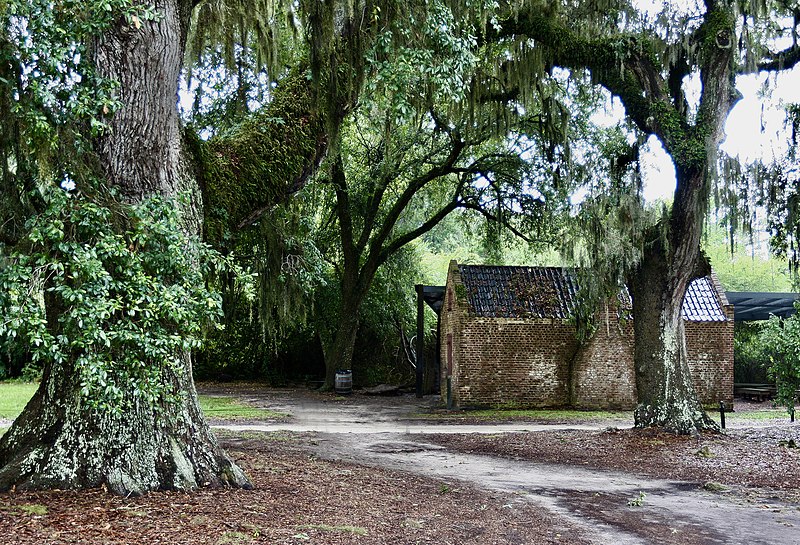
[458,265,579,319]
[456,264,727,321]
[683,276,727,321]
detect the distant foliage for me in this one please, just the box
[733,322,770,384]
[0,188,239,411]
[704,226,794,293]
[761,303,800,411]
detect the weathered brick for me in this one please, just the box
[440,261,734,409]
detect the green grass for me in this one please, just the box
[468,409,630,420]
[0,382,38,419]
[0,383,283,421]
[727,409,795,421]
[413,408,631,422]
[0,503,48,516]
[198,395,286,420]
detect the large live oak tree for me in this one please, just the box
[496,0,800,433]
[0,0,328,494]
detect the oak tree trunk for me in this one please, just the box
[628,167,718,434]
[323,278,365,389]
[0,0,251,494]
[629,234,716,433]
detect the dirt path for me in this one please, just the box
[210,388,800,545]
[302,432,800,545]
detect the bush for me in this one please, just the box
[0,188,235,411]
[733,322,771,384]
[760,303,800,411]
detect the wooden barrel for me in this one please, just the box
[334,369,353,395]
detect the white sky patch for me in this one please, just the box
[722,67,800,163]
[640,136,675,202]
[637,65,800,203]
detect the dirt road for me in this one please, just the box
[211,388,800,545]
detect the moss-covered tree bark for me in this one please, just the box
[500,3,738,432]
[0,0,251,494]
[194,68,326,247]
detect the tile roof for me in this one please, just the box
[457,265,727,321]
[682,276,727,321]
[458,265,579,319]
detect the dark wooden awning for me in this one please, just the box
[420,285,445,314]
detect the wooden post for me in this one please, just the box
[415,284,425,398]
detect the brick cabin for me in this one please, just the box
[440,261,734,409]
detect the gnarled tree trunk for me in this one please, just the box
[0,0,251,494]
[629,178,716,433]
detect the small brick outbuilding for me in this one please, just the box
[440,261,734,409]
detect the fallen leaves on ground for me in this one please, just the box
[424,425,800,501]
[0,435,589,545]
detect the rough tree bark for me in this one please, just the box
[0,0,251,494]
[628,190,716,433]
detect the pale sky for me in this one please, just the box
[640,24,800,202]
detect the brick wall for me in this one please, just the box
[685,276,735,407]
[441,261,735,409]
[454,318,577,407]
[439,262,463,405]
[572,313,637,409]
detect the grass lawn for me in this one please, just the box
[414,407,632,422]
[0,382,38,419]
[0,382,284,422]
[198,395,286,420]
[466,408,631,420]
[726,408,796,423]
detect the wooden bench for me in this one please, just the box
[734,387,774,402]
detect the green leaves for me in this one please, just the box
[762,302,800,412]
[0,188,241,412]
[364,1,478,125]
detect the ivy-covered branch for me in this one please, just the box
[492,10,735,174]
[494,13,668,136]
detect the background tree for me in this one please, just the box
[314,109,542,386]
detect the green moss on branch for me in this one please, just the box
[191,69,326,246]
